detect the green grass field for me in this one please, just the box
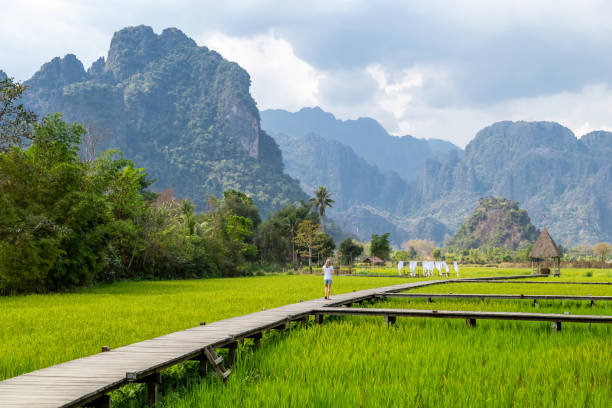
[0,275,403,380]
[157,277,611,408]
[161,320,611,407]
[1,268,611,407]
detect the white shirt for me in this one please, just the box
[323,265,333,280]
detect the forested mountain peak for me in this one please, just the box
[105,26,199,82]
[27,54,88,88]
[446,197,539,251]
[19,25,306,215]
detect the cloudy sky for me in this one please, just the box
[2,0,612,146]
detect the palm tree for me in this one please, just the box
[312,186,335,218]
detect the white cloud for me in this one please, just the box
[201,31,325,111]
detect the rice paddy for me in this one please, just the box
[0,275,402,381]
[1,268,611,407]
[160,313,611,407]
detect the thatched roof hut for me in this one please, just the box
[529,227,562,276]
[363,256,385,265]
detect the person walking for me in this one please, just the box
[323,258,333,300]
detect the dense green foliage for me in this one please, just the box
[256,202,335,267]
[0,109,274,293]
[20,26,306,216]
[0,114,145,293]
[446,197,539,251]
[370,233,391,260]
[0,75,37,152]
[339,238,363,264]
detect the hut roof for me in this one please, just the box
[364,256,385,264]
[529,227,562,258]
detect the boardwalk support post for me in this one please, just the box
[138,372,161,408]
[226,341,238,367]
[248,332,263,349]
[466,318,477,328]
[591,300,595,307]
[89,394,112,408]
[384,315,396,326]
[533,298,538,307]
[552,321,562,333]
[198,353,208,377]
[315,313,324,324]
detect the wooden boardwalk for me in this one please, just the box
[0,279,445,408]
[1,275,609,408]
[313,306,612,327]
[378,293,612,306]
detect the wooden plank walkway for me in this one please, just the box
[313,307,612,325]
[0,278,446,408]
[459,279,612,285]
[378,293,612,305]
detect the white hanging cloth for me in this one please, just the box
[442,261,449,275]
[453,261,459,277]
[398,261,404,276]
[435,261,442,276]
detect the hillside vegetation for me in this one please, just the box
[446,197,539,250]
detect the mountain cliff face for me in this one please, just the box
[446,197,539,250]
[419,122,612,246]
[271,131,450,244]
[20,26,305,214]
[261,107,460,180]
[266,113,612,247]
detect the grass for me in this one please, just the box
[160,314,611,407]
[2,268,611,407]
[0,275,404,380]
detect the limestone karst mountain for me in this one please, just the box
[19,25,306,215]
[265,113,612,247]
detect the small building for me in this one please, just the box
[363,256,385,265]
[528,227,562,276]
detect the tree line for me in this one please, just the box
[0,77,338,294]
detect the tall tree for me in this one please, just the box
[370,233,391,260]
[593,242,612,261]
[311,186,335,218]
[0,76,37,152]
[339,238,363,265]
[293,220,321,271]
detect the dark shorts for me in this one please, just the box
[324,279,332,285]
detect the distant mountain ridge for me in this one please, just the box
[265,110,612,247]
[261,107,461,180]
[271,131,451,244]
[17,25,307,215]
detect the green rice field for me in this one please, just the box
[162,316,611,407]
[0,275,401,381]
[158,276,611,408]
[1,268,611,407]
